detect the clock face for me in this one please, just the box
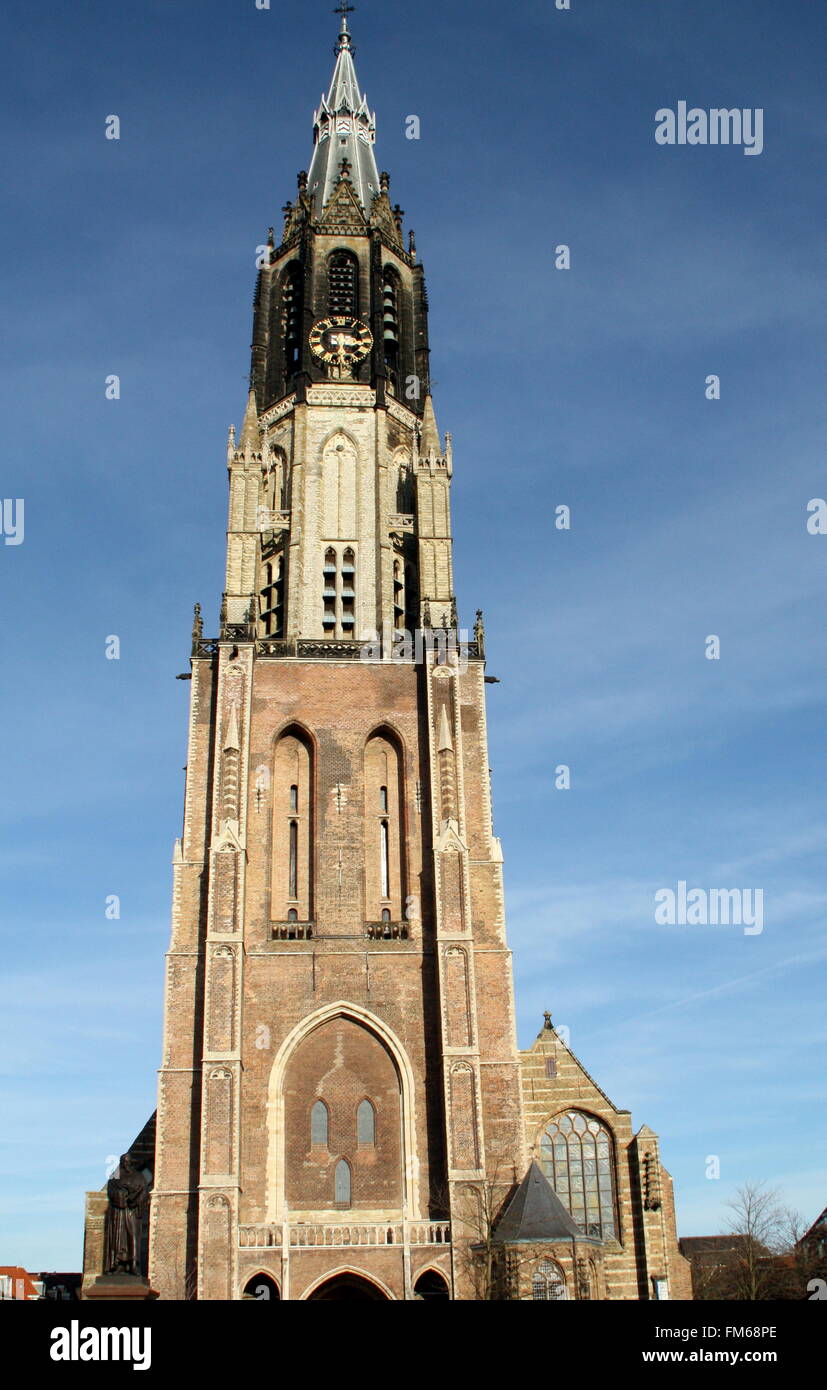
[309,316,373,367]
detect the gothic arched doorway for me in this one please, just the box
[307,1273,389,1301]
[242,1273,280,1301]
[413,1269,450,1300]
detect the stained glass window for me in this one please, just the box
[539,1110,617,1240]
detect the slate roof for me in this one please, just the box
[307,16,381,215]
[493,1162,590,1245]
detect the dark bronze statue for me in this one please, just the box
[103,1154,148,1276]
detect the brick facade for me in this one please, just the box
[82,16,689,1302]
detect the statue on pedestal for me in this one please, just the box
[103,1154,148,1277]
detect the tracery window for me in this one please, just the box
[539,1110,617,1239]
[532,1260,567,1301]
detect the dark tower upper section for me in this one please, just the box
[248,14,431,416]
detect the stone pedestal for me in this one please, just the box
[81,1273,158,1301]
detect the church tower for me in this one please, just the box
[148,12,528,1301]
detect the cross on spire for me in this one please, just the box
[333,2,355,52]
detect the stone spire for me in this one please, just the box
[420,395,442,459]
[239,388,259,456]
[307,12,381,214]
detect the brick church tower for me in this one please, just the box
[78,12,690,1303]
[147,11,528,1302]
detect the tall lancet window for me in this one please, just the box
[334,1158,352,1208]
[272,729,314,923]
[328,250,359,317]
[393,557,405,634]
[259,554,284,637]
[281,262,304,377]
[364,732,406,923]
[382,268,400,393]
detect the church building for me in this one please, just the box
[82,13,690,1302]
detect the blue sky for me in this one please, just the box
[1,0,825,1270]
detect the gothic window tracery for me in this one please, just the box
[531,1260,567,1301]
[539,1110,618,1240]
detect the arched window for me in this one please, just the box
[364,731,406,922]
[272,729,313,922]
[532,1260,567,1301]
[382,268,400,393]
[281,263,303,376]
[322,545,357,638]
[357,1099,376,1147]
[539,1110,617,1239]
[341,548,356,633]
[288,819,298,899]
[259,553,284,637]
[334,1158,351,1207]
[392,557,405,634]
[311,1100,329,1147]
[328,250,359,317]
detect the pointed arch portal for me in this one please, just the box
[307,1272,390,1301]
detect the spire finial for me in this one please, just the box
[334,2,355,51]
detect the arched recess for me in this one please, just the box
[381,265,401,394]
[321,429,358,539]
[304,1268,395,1301]
[271,725,314,923]
[327,249,360,318]
[363,727,407,923]
[242,1272,281,1301]
[264,447,287,512]
[265,1002,420,1222]
[279,262,304,379]
[413,1268,450,1301]
[537,1108,619,1241]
